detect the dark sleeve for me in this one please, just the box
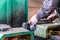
[36,0,59,20]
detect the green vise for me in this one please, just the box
[35,23,60,39]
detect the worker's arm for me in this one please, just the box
[29,0,59,24]
[36,0,59,20]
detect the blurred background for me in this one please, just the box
[28,0,44,21]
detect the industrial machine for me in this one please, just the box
[35,22,60,40]
[0,24,34,40]
[0,0,60,40]
[22,19,60,40]
[0,19,60,40]
[0,0,34,40]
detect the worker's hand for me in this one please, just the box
[28,14,38,25]
[47,13,58,21]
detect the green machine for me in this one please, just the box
[0,0,34,40]
[0,0,28,27]
[22,19,60,40]
[35,22,60,39]
[0,0,60,40]
[0,24,34,40]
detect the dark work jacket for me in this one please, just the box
[36,0,60,20]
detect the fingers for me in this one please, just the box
[28,14,38,25]
[47,13,57,21]
[28,20,32,24]
[28,19,38,25]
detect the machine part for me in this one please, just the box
[48,27,60,36]
[50,35,60,40]
[35,23,60,39]
[22,19,52,32]
[4,35,30,40]
[34,36,47,40]
[51,31,60,36]
[30,25,36,33]
[0,27,34,40]
[47,27,60,40]
[22,22,30,30]
[0,24,11,31]
[22,19,60,40]
[30,25,34,30]
[22,22,36,34]
[37,19,52,24]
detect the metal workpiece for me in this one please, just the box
[37,19,52,24]
[22,22,36,34]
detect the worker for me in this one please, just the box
[28,0,60,25]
